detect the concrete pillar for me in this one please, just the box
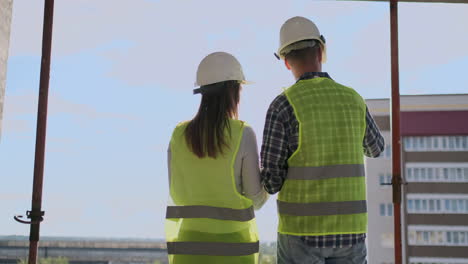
[0,0,13,140]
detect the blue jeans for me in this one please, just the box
[277,234,367,264]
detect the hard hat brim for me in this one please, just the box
[276,39,327,64]
[194,79,253,87]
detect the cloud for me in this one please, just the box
[9,0,468,98]
[3,91,138,121]
[397,3,468,69]
[1,91,140,139]
[9,0,361,56]
[335,2,468,97]
[9,0,365,91]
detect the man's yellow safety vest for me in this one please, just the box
[279,77,368,236]
[165,119,259,264]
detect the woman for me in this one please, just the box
[165,52,268,264]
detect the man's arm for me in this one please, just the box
[363,106,385,158]
[260,96,291,194]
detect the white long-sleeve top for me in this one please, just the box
[167,126,268,210]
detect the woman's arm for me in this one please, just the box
[235,126,269,210]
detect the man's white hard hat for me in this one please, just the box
[276,16,327,63]
[195,52,249,89]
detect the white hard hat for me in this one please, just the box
[275,16,327,63]
[195,52,249,89]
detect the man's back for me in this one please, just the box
[278,76,368,236]
[261,73,384,263]
[265,16,384,263]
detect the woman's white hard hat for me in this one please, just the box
[195,52,250,88]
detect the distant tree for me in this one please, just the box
[18,257,69,264]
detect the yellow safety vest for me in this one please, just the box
[279,77,368,236]
[165,119,259,264]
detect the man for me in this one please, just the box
[261,16,385,263]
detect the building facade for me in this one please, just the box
[0,0,13,139]
[366,94,468,264]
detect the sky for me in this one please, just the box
[1,0,468,242]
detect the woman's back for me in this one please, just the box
[166,119,259,264]
[165,52,261,264]
[169,119,252,209]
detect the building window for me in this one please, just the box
[408,228,468,246]
[414,168,420,181]
[387,204,393,216]
[446,232,452,243]
[406,166,468,183]
[423,231,430,243]
[415,200,421,211]
[419,137,424,149]
[404,137,411,149]
[452,200,458,212]
[420,168,427,181]
[404,136,468,152]
[380,204,386,216]
[428,200,435,212]
[427,168,433,180]
[379,173,392,187]
[407,196,468,214]
[407,167,413,180]
[380,203,393,216]
[445,199,451,211]
[422,200,427,211]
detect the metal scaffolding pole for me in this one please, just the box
[389,1,403,264]
[14,1,55,264]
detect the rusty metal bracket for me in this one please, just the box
[14,211,45,225]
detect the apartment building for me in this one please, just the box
[366,94,468,264]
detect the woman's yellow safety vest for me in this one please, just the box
[279,77,368,236]
[165,119,259,264]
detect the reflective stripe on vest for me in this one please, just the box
[287,164,365,180]
[167,241,259,256]
[166,205,255,221]
[277,200,367,216]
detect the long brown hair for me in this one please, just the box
[185,80,241,158]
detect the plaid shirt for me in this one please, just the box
[261,72,385,248]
